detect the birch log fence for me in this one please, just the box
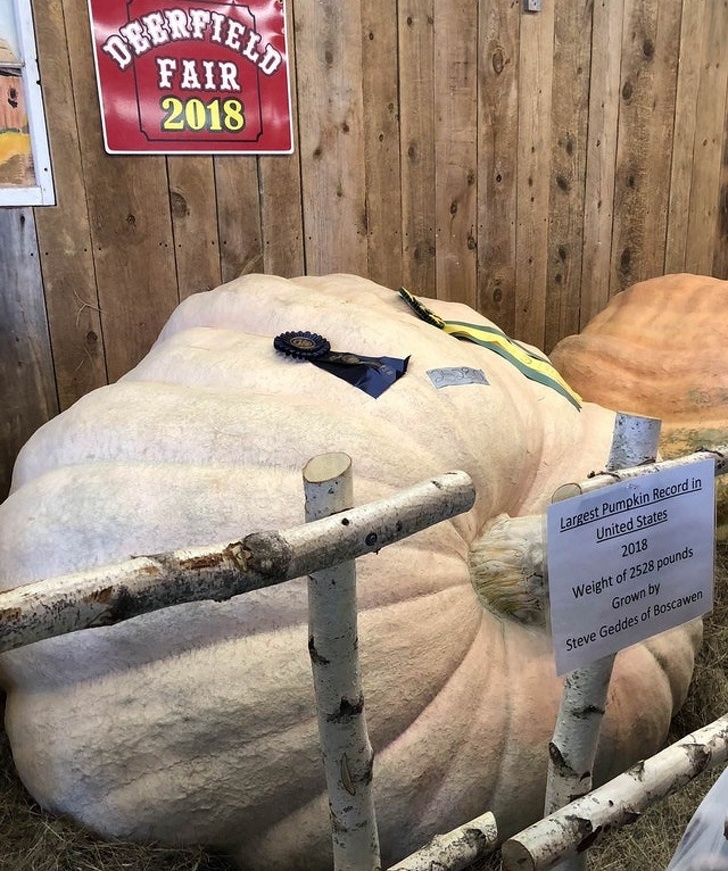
[303,453,381,871]
[502,713,728,871]
[1,446,728,870]
[0,469,475,653]
[543,413,663,871]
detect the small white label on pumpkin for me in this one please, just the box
[427,367,489,388]
[547,458,715,675]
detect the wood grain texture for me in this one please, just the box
[167,157,221,299]
[580,0,624,327]
[214,156,264,282]
[259,1,305,278]
[398,0,436,296]
[1,0,727,494]
[545,0,592,352]
[362,0,403,290]
[61,0,179,382]
[32,0,106,409]
[296,0,368,276]
[684,0,728,274]
[611,0,681,294]
[0,210,58,500]
[434,0,478,307]
[715,91,728,279]
[515,2,556,346]
[259,149,306,277]
[665,0,705,274]
[477,0,520,336]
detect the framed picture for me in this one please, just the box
[0,0,54,206]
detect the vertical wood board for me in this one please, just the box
[665,0,706,274]
[0,210,58,500]
[62,0,179,382]
[296,0,368,276]
[259,2,305,279]
[515,3,556,345]
[715,90,728,279]
[361,0,403,291]
[167,157,222,299]
[646,3,682,276]
[477,0,520,336]
[32,0,107,409]
[580,0,624,326]
[214,156,264,282]
[434,0,478,307]
[611,0,681,294]
[398,0,436,296]
[259,149,306,278]
[545,0,593,352]
[684,0,728,274]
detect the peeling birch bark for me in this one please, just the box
[387,810,498,871]
[543,414,662,871]
[304,453,381,871]
[0,469,475,653]
[551,443,728,503]
[502,713,728,871]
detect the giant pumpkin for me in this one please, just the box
[550,273,728,535]
[0,274,700,869]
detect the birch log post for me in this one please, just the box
[543,413,662,871]
[386,810,498,871]
[303,452,381,871]
[0,469,475,654]
[502,713,728,871]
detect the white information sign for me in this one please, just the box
[548,458,715,675]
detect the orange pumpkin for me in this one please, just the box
[550,273,728,534]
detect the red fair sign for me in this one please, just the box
[87,1,293,154]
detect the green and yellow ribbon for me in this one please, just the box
[398,287,582,410]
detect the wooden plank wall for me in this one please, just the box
[1,0,728,500]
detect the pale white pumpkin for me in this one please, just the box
[0,274,699,869]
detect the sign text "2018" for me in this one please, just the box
[160,96,245,132]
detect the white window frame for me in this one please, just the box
[0,0,54,206]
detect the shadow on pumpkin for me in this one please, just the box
[1,541,727,871]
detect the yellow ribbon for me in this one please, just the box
[398,287,582,410]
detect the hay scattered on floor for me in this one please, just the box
[584,540,728,870]
[2,545,728,871]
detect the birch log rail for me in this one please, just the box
[502,713,728,871]
[386,810,498,871]
[551,445,728,500]
[0,469,475,654]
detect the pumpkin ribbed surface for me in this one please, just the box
[550,273,728,533]
[0,274,700,869]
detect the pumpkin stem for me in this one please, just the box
[468,513,548,625]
